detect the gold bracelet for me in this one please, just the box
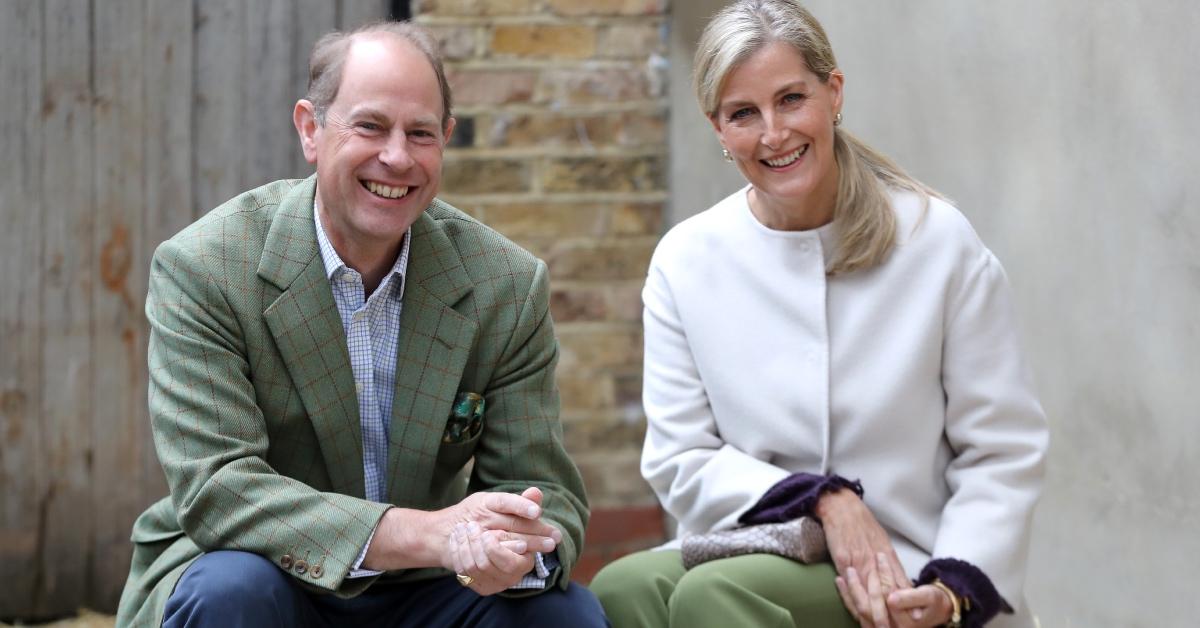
[930,579,962,628]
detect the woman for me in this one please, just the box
[590,2,1048,627]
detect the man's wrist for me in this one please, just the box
[363,507,442,571]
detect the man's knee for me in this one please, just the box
[485,583,608,628]
[164,551,305,627]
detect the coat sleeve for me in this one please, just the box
[468,259,589,592]
[935,250,1049,609]
[147,238,389,596]
[639,253,791,536]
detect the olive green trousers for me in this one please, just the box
[590,549,857,628]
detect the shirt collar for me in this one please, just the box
[313,201,410,296]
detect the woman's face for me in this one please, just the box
[711,41,843,215]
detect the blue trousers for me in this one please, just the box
[163,550,609,628]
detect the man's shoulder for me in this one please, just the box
[169,179,306,246]
[423,197,542,274]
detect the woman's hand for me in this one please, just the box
[818,489,912,627]
[840,555,953,628]
[886,582,954,628]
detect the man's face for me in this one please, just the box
[296,35,454,254]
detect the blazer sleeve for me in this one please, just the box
[639,253,791,535]
[147,238,389,596]
[936,250,1049,608]
[467,259,589,592]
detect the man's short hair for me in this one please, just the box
[306,21,452,127]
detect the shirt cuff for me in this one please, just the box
[917,557,1013,628]
[347,522,383,579]
[508,551,557,590]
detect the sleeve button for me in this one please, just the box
[311,564,324,579]
[294,559,308,575]
[279,554,293,569]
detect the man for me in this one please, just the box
[116,22,604,627]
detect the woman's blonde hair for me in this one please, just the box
[694,0,940,274]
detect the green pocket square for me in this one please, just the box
[443,392,485,444]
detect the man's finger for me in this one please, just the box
[521,486,544,506]
[483,492,542,520]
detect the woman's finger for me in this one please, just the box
[866,563,891,628]
[845,567,876,626]
[835,576,861,623]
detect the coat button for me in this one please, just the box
[311,564,324,579]
[279,554,293,569]
[294,559,308,575]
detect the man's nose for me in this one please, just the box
[379,133,415,170]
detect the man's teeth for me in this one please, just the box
[365,181,409,199]
[764,146,806,167]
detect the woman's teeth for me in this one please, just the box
[764,146,807,167]
[365,181,409,199]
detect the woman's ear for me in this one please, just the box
[827,69,845,115]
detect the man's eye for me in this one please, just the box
[356,122,381,132]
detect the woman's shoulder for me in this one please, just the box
[889,188,992,265]
[654,187,748,261]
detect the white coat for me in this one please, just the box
[641,187,1048,626]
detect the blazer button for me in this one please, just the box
[294,559,308,575]
[279,554,293,570]
[311,564,324,579]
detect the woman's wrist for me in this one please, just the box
[930,579,965,627]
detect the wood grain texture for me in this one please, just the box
[90,0,147,611]
[39,0,95,616]
[0,0,388,618]
[0,0,45,615]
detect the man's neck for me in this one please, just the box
[316,206,405,297]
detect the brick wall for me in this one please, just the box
[413,0,668,512]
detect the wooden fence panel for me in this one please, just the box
[91,0,149,611]
[0,0,386,618]
[38,0,96,617]
[193,0,247,218]
[0,0,46,615]
[141,0,193,510]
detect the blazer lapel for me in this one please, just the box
[386,204,478,507]
[259,177,365,498]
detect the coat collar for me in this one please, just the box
[258,176,478,501]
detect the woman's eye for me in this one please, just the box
[782,93,806,104]
[728,107,754,121]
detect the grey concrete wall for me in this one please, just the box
[669,2,1200,625]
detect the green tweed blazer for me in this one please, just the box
[116,176,588,627]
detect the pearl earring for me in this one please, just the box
[722,148,733,162]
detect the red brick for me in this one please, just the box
[586,504,666,545]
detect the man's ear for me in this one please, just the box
[293,99,319,165]
[442,116,457,147]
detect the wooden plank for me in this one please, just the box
[0,0,45,616]
[292,0,338,176]
[89,0,146,611]
[244,0,301,188]
[37,0,95,617]
[339,0,388,29]
[193,0,245,217]
[141,0,192,509]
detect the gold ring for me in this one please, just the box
[456,573,474,587]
